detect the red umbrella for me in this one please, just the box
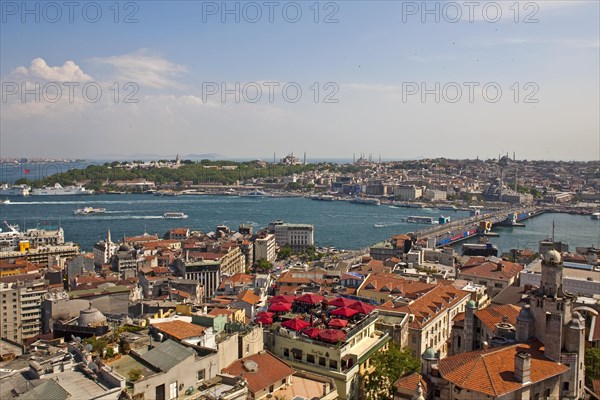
[256,316,273,325]
[331,307,360,318]
[302,327,321,338]
[318,329,346,343]
[327,297,358,308]
[269,295,294,304]
[350,301,376,314]
[256,311,274,318]
[295,293,325,305]
[328,318,348,328]
[269,302,292,312]
[281,318,311,331]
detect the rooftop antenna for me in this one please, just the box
[552,220,555,242]
[303,152,306,165]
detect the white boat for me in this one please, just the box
[163,212,188,219]
[74,207,106,215]
[351,197,380,206]
[592,212,600,220]
[240,189,271,197]
[404,216,436,224]
[437,205,457,211]
[0,184,30,196]
[1,199,10,205]
[31,183,93,195]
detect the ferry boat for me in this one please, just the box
[1,199,10,205]
[351,197,380,206]
[163,212,188,219]
[31,183,93,195]
[74,207,107,215]
[240,189,271,197]
[404,216,435,224]
[0,184,30,196]
[592,212,600,220]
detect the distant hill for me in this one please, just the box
[93,153,225,161]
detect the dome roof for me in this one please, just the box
[78,303,107,327]
[119,243,131,252]
[422,347,438,360]
[466,300,477,309]
[517,304,533,321]
[567,311,585,330]
[544,249,561,264]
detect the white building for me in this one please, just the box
[423,189,447,201]
[394,185,423,201]
[92,230,118,266]
[254,233,277,263]
[274,223,314,252]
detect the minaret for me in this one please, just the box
[464,300,477,351]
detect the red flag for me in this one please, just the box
[23,169,30,174]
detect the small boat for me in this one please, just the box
[592,212,600,220]
[74,207,106,215]
[163,212,188,219]
[0,199,10,205]
[403,216,436,224]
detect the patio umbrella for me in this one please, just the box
[318,329,346,343]
[281,318,311,331]
[256,311,274,318]
[350,301,376,314]
[328,318,348,328]
[255,316,273,325]
[302,327,321,338]
[269,302,292,312]
[331,307,360,318]
[327,297,358,308]
[269,295,294,304]
[294,293,326,305]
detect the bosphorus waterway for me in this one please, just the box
[1,194,598,254]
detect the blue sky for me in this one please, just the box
[1,0,598,160]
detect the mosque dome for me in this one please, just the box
[78,303,107,327]
[466,300,477,309]
[422,347,438,361]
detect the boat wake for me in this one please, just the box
[373,222,405,228]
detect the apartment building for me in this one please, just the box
[274,223,314,252]
[1,277,47,343]
[394,185,423,201]
[254,233,277,263]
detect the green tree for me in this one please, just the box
[586,348,600,384]
[277,245,293,260]
[128,367,143,382]
[105,347,115,359]
[255,258,273,272]
[363,343,420,399]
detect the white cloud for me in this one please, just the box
[10,58,93,81]
[91,50,187,90]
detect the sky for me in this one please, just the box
[0,0,599,161]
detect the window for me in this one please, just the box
[307,354,315,364]
[269,385,274,393]
[319,357,326,366]
[197,369,205,382]
[169,382,177,400]
[283,348,289,357]
[563,382,569,391]
[545,389,551,397]
[329,360,338,369]
[495,283,503,288]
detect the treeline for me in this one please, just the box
[15,160,366,190]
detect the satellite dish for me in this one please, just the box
[85,344,93,352]
[74,336,82,342]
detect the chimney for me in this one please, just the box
[514,352,531,384]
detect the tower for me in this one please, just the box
[515,304,533,342]
[463,300,477,352]
[539,249,563,298]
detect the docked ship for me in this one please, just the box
[351,197,380,206]
[31,183,93,195]
[74,207,107,215]
[163,212,188,219]
[403,216,435,224]
[240,189,271,197]
[0,184,31,196]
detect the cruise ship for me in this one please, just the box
[31,183,93,196]
[350,197,380,206]
[0,184,31,196]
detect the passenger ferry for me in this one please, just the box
[403,216,436,224]
[163,212,188,219]
[74,207,106,215]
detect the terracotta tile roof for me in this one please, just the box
[394,371,428,393]
[359,273,436,298]
[154,320,205,340]
[395,285,470,329]
[475,304,521,332]
[459,259,523,281]
[222,351,294,395]
[438,341,569,397]
[237,289,261,305]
